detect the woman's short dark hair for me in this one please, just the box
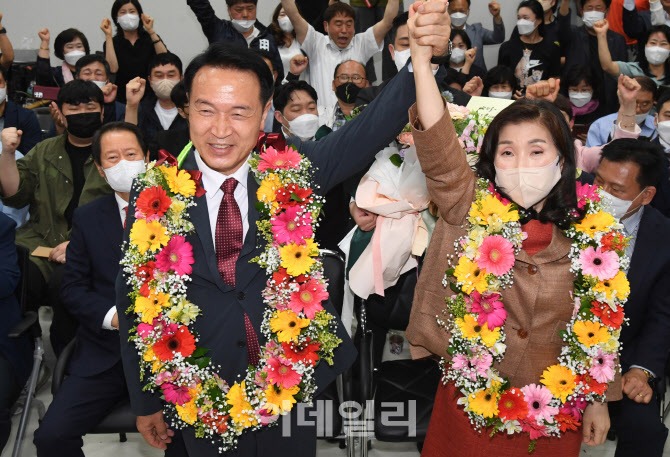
[562,64,596,94]
[483,66,516,96]
[54,29,90,61]
[184,42,274,105]
[274,80,318,113]
[475,99,581,228]
[269,3,296,47]
[600,138,665,189]
[75,54,111,80]
[637,25,670,80]
[92,121,149,165]
[517,0,546,38]
[56,79,104,110]
[450,28,472,49]
[111,0,146,36]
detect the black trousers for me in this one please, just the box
[0,354,22,453]
[610,391,669,457]
[33,362,129,457]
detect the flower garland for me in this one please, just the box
[121,145,342,452]
[438,179,630,451]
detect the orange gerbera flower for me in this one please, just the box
[590,301,625,329]
[136,186,172,218]
[152,326,196,361]
[577,373,608,395]
[555,413,581,433]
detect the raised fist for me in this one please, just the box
[38,28,50,43]
[100,18,113,37]
[289,54,308,76]
[1,128,23,155]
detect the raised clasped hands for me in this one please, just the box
[408,0,451,69]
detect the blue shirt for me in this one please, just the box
[586,112,657,147]
[0,148,29,228]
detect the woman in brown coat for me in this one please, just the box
[403,5,620,456]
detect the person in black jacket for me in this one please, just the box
[186,0,284,86]
[0,65,42,154]
[35,28,90,88]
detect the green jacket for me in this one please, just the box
[0,134,113,282]
[350,0,388,7]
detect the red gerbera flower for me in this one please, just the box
[153,326,196,361]
[201,410,229,433]
[281,338,321,366]
[273,267,290,285]
[136,186,172,218]
[601,231,626,253]
[555,413,582,433]
[497,387,529,421]
[577,373,608,395]
[590,301,624,329]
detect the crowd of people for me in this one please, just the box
[0,0,669,456]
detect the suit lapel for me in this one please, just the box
[626,209,654,296]
[99,194,124,260]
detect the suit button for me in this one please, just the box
[518,329,528,339]
[528,265,538,275]
[237,339,246,348]
[237,292,245,301]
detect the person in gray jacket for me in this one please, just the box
[448,0,505,71]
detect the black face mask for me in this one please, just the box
[335,82,361,104]
[65,112,102,139]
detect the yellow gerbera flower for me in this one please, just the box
[175,385,201,425]
[594,270,630,300]
[280,242,316,276]
[130,219,170,254]
[468,389,499,418]
[470,194,519,224]
[540,364,576,402]
[264,385,300,415]
[134,291,169,323]
[573,320,611,347]
[227,382,258,428]
[269,310,310,343]
[257,173,281,203]
[143,347,163,373]
[574,211,615,238]
[164,166,196,197]
[453,256,488,294]
[456,313,501,347]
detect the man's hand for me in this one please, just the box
[126,77,146,107]
[101,83,118,104]
[525,78,560,102]
[622,368,653,403]
[409,0,451,58]
[593,19,609,37]
[49,102,66,135]
[142,14,155,35]
[489,1,501,18]
[289,54,308,76]
[582,402,610,446]
[38,28,50,44]
[48,241,69,264]
[1,128,22,155]
[617,74,640,107]
[137,410,174,450]
[463,76,484,96]
[350,202,378,232]
[100,18,113,38]
[111,312,119,330]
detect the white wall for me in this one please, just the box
[2,0,517,72]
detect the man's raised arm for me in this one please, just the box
[372,0,401,45]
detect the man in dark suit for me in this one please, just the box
[34,122,149,456]
[117,4,452,455]
[594,138,670,457]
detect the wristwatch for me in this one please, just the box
[430,40,452,65]
[0,28,6,35]
[640,368,655,380]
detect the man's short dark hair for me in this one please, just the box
[554,94,574,121]
[148,53,183,76]
[54,28,90,61]
[324,3,355,22]
[56,79,104,110]
[226,0,257,5]
[600,138,665,189]
[274,81,318,114]
[333,60,366,80]
[184,42,274,105]
[634,75,657,100]
[579,0,611,8]
[75,54,111,80]
[656,88,670,112]
[389,12,409,45]
[92,121,148,165]
[252,48,276,74]
[170,81,188,110]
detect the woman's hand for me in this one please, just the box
[100,18,113,38]
[465,47,477,66]
[142,14,155,35]
[582,402,610,446]
[463,76,483,96]
[617,74,640,108]
[38,28,50,44]
[525,78,560,102]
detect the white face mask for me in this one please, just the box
[450,48,466,64]
[489,91,513,99]
[232,19,255,33]
[517,19,538,36]
[582,11,605,29]
[278,16,293,33]
[285,113,320,141]
[0,87,6,104]
[657,119,670,143]
[64,50,86,66]
[635,111,650,125]
[569,91,592,108]
[91,80,107,89]
[151,78,179,100]
[600,188,645,220]
[392,47,411,72]
[450,12,468,28]
[494,156,562,209]
[645,46,670,65]
[540,0,554,12]
[104,159,147,193]
[117,13,140,31]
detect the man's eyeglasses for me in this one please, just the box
[336,74,366,84]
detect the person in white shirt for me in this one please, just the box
[320,60,369,131]
[280,0,399,108]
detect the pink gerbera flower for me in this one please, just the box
[578,246,619,281]
[487,183,510,205]
[589,349,616,383]
[154,235,194,276]
[258,146,301,172]
[469,291,507,330]
[162,383,191,405]
[266,357,301,388]
[288,278,328,319]
[471,351,493,378]
[521,419,550,439]
[521,384,559,423]
[271,206,313,245]
[476,235,515,276]
[576,182,600,209]
[559,397,587,421]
